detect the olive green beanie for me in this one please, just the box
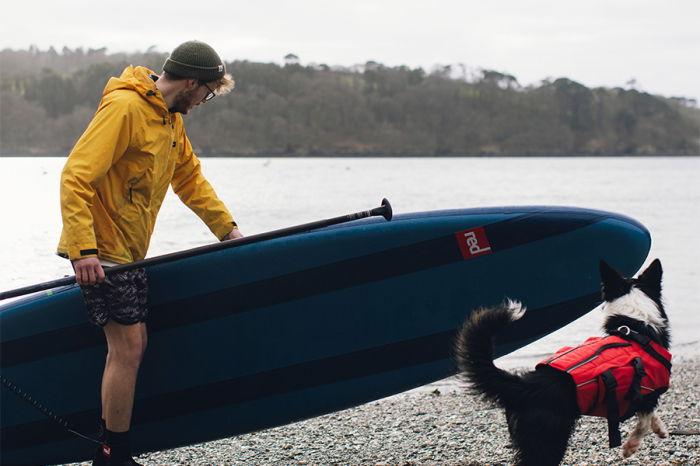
[163,40,225,81]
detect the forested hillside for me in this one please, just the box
[1,47,698,156]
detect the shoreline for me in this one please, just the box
[71,356,699,465]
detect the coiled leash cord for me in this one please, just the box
[1,375,103,445]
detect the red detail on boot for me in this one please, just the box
[102,444,112,457]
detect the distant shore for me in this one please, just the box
[70,356,699,465]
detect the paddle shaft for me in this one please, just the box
[0,199,393,301]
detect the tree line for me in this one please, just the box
[1,46,698,156]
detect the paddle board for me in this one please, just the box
[1,206,651,464]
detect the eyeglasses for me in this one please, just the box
[201,82,216,102]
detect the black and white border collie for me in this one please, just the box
[455,259,670,466]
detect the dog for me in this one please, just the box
[455,259,671,466]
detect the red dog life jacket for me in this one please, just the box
[537,332,672,447]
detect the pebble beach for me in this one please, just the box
[70,356,699,465]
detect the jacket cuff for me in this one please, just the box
[68,245,99,260]
[212,220,237,241]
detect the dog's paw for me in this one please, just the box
[652,414,669,438]
[505,300,526,321]
[622,439,641,458]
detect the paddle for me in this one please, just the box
[0,198,393,301]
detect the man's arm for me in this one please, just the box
[171,134,239,240]
[60,94,132,263]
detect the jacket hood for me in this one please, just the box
[103,65,167,111]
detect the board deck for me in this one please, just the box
[0,206,651,465]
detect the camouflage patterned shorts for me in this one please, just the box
[80,268,148,327]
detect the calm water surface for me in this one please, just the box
[1,157,698,368]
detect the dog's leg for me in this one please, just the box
[651,412,669,438]
[622,412,653,458]
[510,409,575,466]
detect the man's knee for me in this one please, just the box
[105,323,147,369]
[108,344,145,369]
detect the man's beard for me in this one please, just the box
[170,88,198,114]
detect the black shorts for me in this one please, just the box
[80,268,148,327]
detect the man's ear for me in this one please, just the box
[184,78,198,90]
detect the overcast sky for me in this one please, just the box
[3,0,699,102]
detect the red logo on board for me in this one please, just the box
[455,227,493,259]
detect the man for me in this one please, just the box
[57,40,242,465]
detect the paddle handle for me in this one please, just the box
[0,199,393,301]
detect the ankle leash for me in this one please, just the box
[1,374,103,445]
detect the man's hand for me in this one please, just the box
[72,257,106,286]
[221,229,244,241]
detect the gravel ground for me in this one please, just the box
[71,356,699,465]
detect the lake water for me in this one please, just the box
[1,156,698,368]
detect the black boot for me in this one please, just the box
[92,429,142,466]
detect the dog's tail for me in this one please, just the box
[455,300,528,407]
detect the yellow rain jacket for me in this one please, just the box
[57,66,235,264]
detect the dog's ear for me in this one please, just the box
[636,258,663,297]
[600,260,630,301]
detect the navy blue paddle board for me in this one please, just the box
[1,206,651,464]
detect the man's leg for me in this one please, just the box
[102,320,148,432]
[81,268,148,465]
